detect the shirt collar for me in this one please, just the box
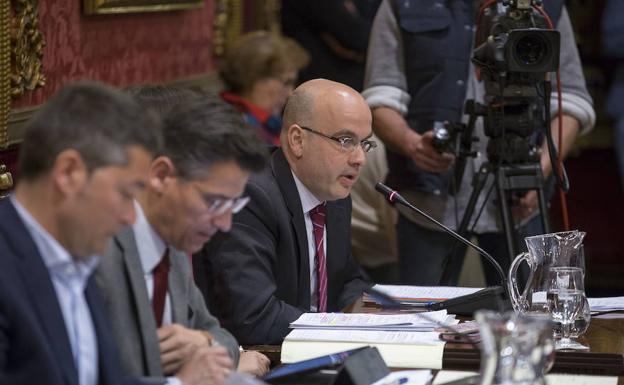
[291,170,323,214]
[10,195,99,279]
[132,200,167,274]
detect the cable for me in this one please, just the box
[535,3,571,230]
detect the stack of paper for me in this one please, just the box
[282,310,459,369]
[365,285,482,306]
[289,310,456,332]
[281,329,446,369]
[588,297,624,312]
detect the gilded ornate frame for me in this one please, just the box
[212,0,280,57]
[1,0,46,192]
[83,0,203,15]
[1,0,10,151]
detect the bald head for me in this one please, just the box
[280,78,373,202]
[282,79,368,138]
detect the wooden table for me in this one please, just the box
[246,301,624,379]
[442,316,624,376]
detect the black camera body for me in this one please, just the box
[472,0,560,164]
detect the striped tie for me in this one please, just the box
[310,203,327,312]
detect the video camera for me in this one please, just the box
[434,1,559,163]
[473,0,560,164]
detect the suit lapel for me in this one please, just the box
[115,228,163,376]
[272,149,311,309]
[0,201,78,385]
[85,279,122,385]
[325,200,346,311]
[168,248,189,325]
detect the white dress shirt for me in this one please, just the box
[11,196,99,385]
[291,171,327,312]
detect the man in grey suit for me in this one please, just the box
[96,94,270,381]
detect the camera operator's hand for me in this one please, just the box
[406,130,455,173]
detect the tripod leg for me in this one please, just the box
[439,163,491,286]
[495,168,518,263]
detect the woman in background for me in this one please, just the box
[219,31,309,145]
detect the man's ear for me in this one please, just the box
[287,124,305,158]
[52,149,88,198]
[148,156,176,193]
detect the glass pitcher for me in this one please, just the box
[508,230,590,337]
[476,311,554,385]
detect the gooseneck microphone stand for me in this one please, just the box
[375,182,511,314]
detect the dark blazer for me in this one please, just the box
[0,199,156,385]
[194,148,369,345]
[95,227,240,380]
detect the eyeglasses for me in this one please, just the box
[203,194,250,216]
[300,126,377,153]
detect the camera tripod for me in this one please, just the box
[438,105,552,286]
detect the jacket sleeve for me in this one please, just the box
[195,180,304,345]
[552,7,595,135]
[363,0,411,114]
[187,275,240,364]
[336,197,371,309]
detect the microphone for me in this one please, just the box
[375,182,511,315]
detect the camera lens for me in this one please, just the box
[514,34,548,66]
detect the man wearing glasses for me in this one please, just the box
[95,96,271,382]
[194,79,373,345]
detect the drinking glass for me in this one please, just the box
[546,267,588,350]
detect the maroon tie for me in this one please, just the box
[152,248,170,327]
[310,204,328,312]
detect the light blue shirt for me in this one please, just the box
[11,196,99,385]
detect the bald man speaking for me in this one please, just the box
[194,79,374,344]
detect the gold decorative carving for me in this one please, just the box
[83,0,203,15]
[0,164,13,197]
[212,0,281,58]
[264,0,280,34]
[212,0,231,57]
[1,0,10,151]
[10,0,46,98]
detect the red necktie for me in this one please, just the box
[310,204,327,312]
[152,248,170,327]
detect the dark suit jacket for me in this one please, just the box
[194,148,369,345]
[95,227,239,380]
[0,199,156,385]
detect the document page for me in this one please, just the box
[588,296,624,311]
[290,310,453,331]
[370,285,482,302]
[285,328,443,345]
[433,371,618,385]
